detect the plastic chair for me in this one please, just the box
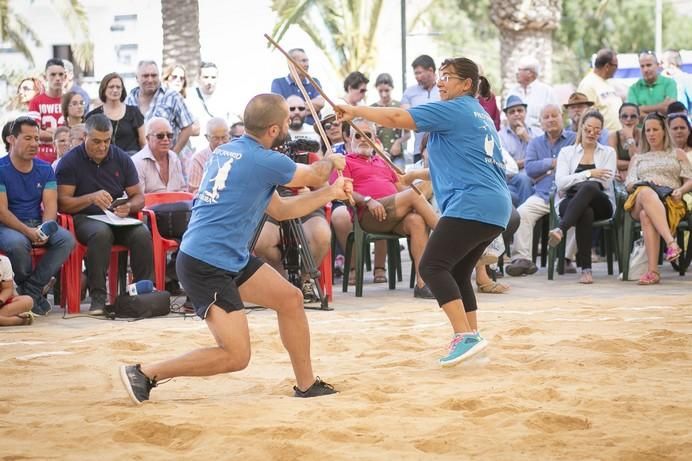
[61,214,129,313]
[546,189,622,280]
[139,191,194,291]
[342,208,406,297]
[0,246,68,308]
[319,204,333,302]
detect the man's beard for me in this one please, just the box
[271,131,289,149]
[289,118,304,130]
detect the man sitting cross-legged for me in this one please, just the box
[331,118,438,298]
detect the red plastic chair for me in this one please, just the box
[139,192,194,291]
[60,214,129,313]
[319,203,333,302]
[0,246,70,308]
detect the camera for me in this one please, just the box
[277,137,320,164]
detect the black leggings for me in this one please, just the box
[558,181,612,269]
[419,217,503,312]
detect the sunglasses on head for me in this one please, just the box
[152,132,174,140]
[289,106,306,112]
[354,132,373,140]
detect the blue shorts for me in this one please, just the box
[176,251,264,319]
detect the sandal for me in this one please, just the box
[348,268,356,286]
[373,267,387,284]
[664,241,682,262]
[579,269,593,284]
[477,281,510,294]
[548,228,563,248]
[17,312,35,326]
[637,271,660,285]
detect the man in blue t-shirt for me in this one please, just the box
[56,114,154,315]
[270,48,324,125]
[119,93,353,405]
[0,117,75,315]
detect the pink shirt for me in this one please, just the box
[132,145,187,193]
[188,145,213,195]
[338,152,398,219]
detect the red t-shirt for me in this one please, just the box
[28,93,64,163]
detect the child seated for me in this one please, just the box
[0,255,34,326]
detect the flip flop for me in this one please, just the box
[373,267,387,284]
[477,281,509,294]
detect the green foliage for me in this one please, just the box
[271,0,384,79]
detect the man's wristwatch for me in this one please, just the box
[363,196,372,205]
[585,170,592,179]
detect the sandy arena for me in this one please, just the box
[2,262,691,460]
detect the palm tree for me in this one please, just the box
[489,0,561,92]
[161,0,201,82]
[270,0,384,79]
[0,0,89,67]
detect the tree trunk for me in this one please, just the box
[490,0,561,94]
[161,0,201,81]
[497,28,554,92]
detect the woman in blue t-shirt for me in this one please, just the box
[336,57,511,367]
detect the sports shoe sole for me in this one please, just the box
[119,365,144,405]
[439,338,489,367]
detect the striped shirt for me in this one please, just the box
[126,86,194,147]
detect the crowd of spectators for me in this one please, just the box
[1,46,691,327]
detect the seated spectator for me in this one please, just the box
[499,95,540,205]
[286,95,320,143]
[314,107,346,156]
[51,126,71,170]
[506,105,577,277]
[56,114,154,314]
[0,255,34,326]
[69,124,86,148]
[563,92,609,144]
[0,116,75,315]
[548,111,617,284]
[188,117,230,196]
[132,117,187,193]
[624,113,692,285]
[342,71,369,106]
[608,103,640,182]
[230,121,245,139]
[668,110,692,153]
[330,118,438,298]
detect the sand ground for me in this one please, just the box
[1,261,691,460]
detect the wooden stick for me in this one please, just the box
[265,33,420,195]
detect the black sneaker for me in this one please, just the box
[413,284,436,299]
[120,364,157,405]
[293,377,337,398]
[89,292,107,316]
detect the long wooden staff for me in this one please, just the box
[265,33,420,195]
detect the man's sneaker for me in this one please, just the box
[119,364,157,405]
[31,296,52,316]
[293,377,337,398]
[413,284,436,299]
[89,293,107,316]
[505,258,537,277]
[439,333,488,367]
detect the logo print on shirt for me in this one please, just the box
[484,135,494,157]
[208,159,234,203]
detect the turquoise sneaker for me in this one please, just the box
[439,333,488,367]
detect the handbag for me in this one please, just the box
[105,291,171,319]
[149,200,193,239]
[632,181,673,201]
[628,238,648,280]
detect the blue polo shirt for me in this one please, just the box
[270,75,323,125]
[55,144,139,215]
[181,136,296,272]
[0,156,56,222]
[408,95,512,229]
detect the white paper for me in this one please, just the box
[86,209,141,226]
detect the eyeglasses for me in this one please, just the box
[667,111,689,119]
[206,134,230,142]
[620,114,638,120]
[151,132,174,140]
[354,132,373,140]
[289,106,306,112]
[439,74,464,82]
[169,74,185,81]
[324,121,340,130]
[70,101,85,107]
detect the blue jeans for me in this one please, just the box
[507,171,534,206]
[0,222,75,301]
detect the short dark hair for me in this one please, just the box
[343,71,369,92]
[200,61,217,69]
[98,73,127,103]
[10,116,39,137]
[85,114,113,134]
[440,57,479,96]
[412,55,436,71]
[375,73,394,87]
[2,121,12,152]
[478,76,492,98]
[594,49,616,69]
[618,102,639,115]
[45,58,65,70]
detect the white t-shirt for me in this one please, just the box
[578,71,623,132]
[289,125,320,143]
[0,255,14,282]
[506,80,557,131]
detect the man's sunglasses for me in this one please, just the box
[152,132,174,140]
[289,106,306,112]
[354,132,373,140]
